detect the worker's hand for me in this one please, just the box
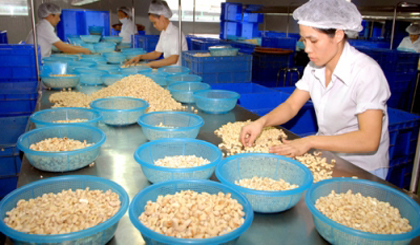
[82,48,91,55]
[240,120,265,147]
[125,55,142,66]
[269,137,312,158]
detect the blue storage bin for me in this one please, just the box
[0,116,29,179]
[0,81,38,117]
[0,176,18,199]
[242,13,264,23]
[208,82,275,94]
[220,21,241,40]
[385,71,417,93]
[240,22,260,39]
[220,2,242,22]
[252,51,295,86]
[275,86,296,94]
[387,155,414,189]
[191,38,222,50]
[132,35,159,52]
[0,44,41,81]
[262,37,297,52]
[0,31,8,44]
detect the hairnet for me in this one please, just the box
[293,0,363,37]
[406,23,420,35]
[148,0,172,19]
[38,3,61,19]
[117,6,131,18]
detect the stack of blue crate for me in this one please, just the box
[0,31,7,44]
[220,3,263,40]
[0,44,39,199]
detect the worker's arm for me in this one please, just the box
[125,51,163,65]
[269,110,384,157]
[146,55,179,68]
[240,89,311,147]
[53,41,91,54]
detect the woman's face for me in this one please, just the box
[409,34,419,43]
[299,25,342,67]
[149,15,165,31]
[118,10,128,20]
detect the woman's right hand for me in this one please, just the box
[125,55,142,66]
[240,120,265,147]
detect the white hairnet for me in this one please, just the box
[117,6,131,18]
[148,0,172,19]
[406,23,420,35]
[38,3,61,19]
[293,0,363,37]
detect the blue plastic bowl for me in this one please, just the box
[80,56,108,65]
[166,74,202,86]
[17,125,106,172]
[30,108,102,128]
[158,66,190,77]
[144,72,167,87]
[67,37,84,46]
[305,178,420,244]
[74,68,108,85]
[67,60,97,72]
[168,82,211,104]
[50,54,80,60]
[90,97,149,126]
[96,65,120,74]
[216,153,313,213]
[138,112,204,141]
[41,74,80,89]
[80,35,101,44]
[0,175,129,244]
[116,43,131,50]
[120,66,152,75]
[209,45,239,57]
[101,74,125,86]
[81,43,96,53]
[121,48,146,55]
[94,42,116,53]
[129,179,254,244]
[193,89,240,114]
[101,36,123,44]
[43,57,76,64]
[104,53,127,64]
[134,138,222,183]
[41,61,69,75]
[88,25,104,35]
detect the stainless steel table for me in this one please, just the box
[10,88,420,244]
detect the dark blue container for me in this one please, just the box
[220,2,242,22]
[133,35,160,52]
[0,30,7,44]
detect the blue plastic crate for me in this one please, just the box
[56,9,110,41]
[208,82,275,94]
[191,38,222,51]
[252,52,295,86]
[182,51,252,73]
[133,35,159,52]
[385,71,417,93]
[0,176,18,199]
[275,86,296,94]
[220,2,242,22]
[261,37,297,52]
[220,21,241,40]
[0,116,29,178]
[0,81,38,117]
[242,13,264,23]
[0,44,41,81]
[240,22,260,39]
[0,31,7,44]
[348,39,390,49]
[388,108,420,161]
[195,71,252,83]
[387,156,414,189]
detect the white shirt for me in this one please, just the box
[119,18,137,43]
[25,19,60,58]
[155,22,188,66]
[397,36,420,53]
[295,42,391,171]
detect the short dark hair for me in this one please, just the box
[315,28,348,41]
[148,13,161,19]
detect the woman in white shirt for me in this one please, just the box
[397,23,420,53]
[25,3,91,58]
[125,0,188,68]
[240,0,391,179]
[117,6,138,44]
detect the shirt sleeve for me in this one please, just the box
[354,61,391,115]
[38,25,60,44]
[155,33,164,52]
[295,64,313,91]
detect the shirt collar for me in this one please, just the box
[310,42,354,86]
[163,22,175,34]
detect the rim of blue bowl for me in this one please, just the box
[16,125,106,156]
[0,175,129,243]
[101,74,125,79]
[168,82,210,93]
[305,178,420,241]
[137,111,204,131]
[193,89,240,101]
[134,138,222,173]
[30,107,102,126]
[128,179,254,244]
[157,66,190,75]
[216,153,313,197]
[166,74,202,83]
[90,97,149,112]
[40,74,80,79]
